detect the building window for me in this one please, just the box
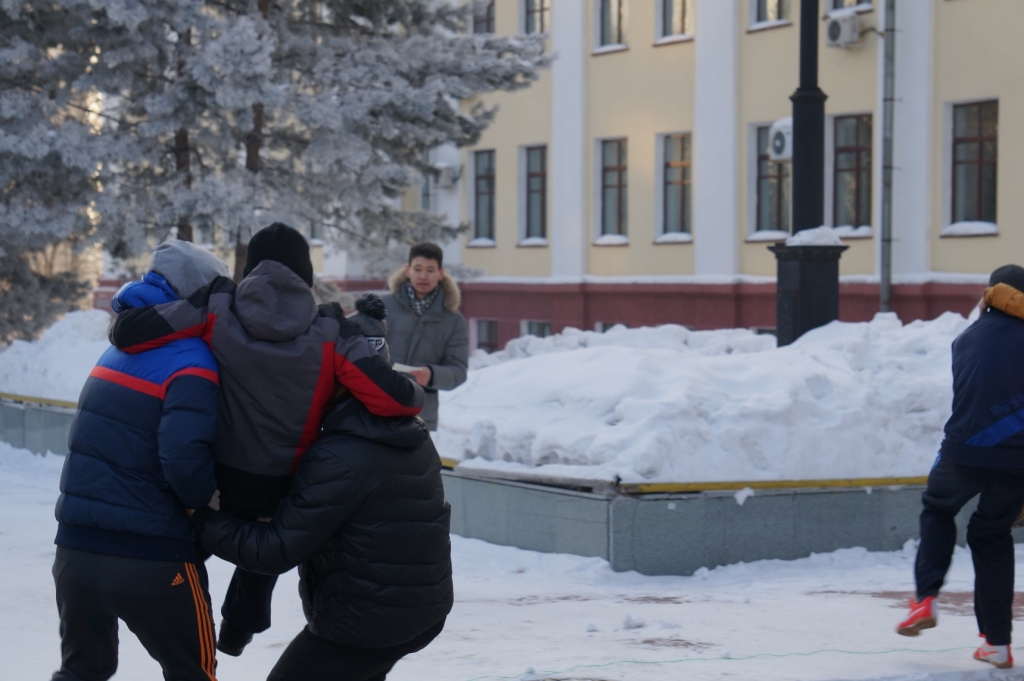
[525,146,547,239]
[596,322,628,332]
[661,0,687,36]
[833,114,872,228]
[524,320,552,338]
[756,0,790,23]
[599,0,624,46]
[663,134,692,234]
[756,126,790,232]
[476,319,499,353]
[830,0,869,9]
[601,139,628,236]
[952,100,998,224]
[473,0,495,34]
[525,0,550,33]
[474,150,496,240]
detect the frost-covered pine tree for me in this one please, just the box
[1,0,267,342]
[0,0,118,342]
[2,0,547,341]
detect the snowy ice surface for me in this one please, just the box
[786,226,845,246]
[2,442,1020,681]
[0,310,110,402]
[439,312,968,484]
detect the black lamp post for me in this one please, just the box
[770,0,847,346]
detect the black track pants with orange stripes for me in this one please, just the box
[51,547,218,681]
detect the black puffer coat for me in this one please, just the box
[193,398,452,649]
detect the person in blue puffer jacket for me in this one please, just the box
[51,240,229,681]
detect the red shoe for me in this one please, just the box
[974,642,1013,669]
[896,596,937,636]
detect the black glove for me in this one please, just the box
[189,506,215,534]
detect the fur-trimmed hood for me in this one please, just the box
[388,268,461,313]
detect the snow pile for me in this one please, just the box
[786,225,844,246]
[470,324,776,370]
[437,312,969,484]
[0,311,110,403]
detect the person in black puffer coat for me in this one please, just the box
[188,300,452,681]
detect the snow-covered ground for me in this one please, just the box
[1,309,974,486]
[2,442,1019,681]
[0,309,111,403]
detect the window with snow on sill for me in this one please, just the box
[941,222,998,238]
[833,225,872,239]
[467,237,496,247]
[518,237,548,247]
[746,230,790,242]
[655,232,693,244]
[594,234,629,246]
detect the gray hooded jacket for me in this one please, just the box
[381,269,468,430]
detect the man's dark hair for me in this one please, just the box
[989,264,1024,292]
[408,242,443,268]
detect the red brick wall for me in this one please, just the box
[459,281,986,349]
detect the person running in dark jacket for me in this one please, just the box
[897,264,1024,670]
[52,240,228,681]
[188,297,452,681]
[108,223,425,656]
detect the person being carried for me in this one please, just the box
[187,296,452,681]
[382,242,468,431]
[896,264,1024,670]
[109,223,424,657]
[52,240,228,681]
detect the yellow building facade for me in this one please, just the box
[406,0,1018,346]
[415,0,1018,281]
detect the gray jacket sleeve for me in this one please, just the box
[428,313,469,391]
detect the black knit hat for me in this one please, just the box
[346,294,390,364]
[243,223,314,287]
[989,264,1024,293]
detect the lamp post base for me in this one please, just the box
[769,244,849,346]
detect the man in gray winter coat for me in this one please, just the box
[382,242,468,430]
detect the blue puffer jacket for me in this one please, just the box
[55,273,219,562]
[940,308,1024,469]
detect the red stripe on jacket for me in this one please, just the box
[89,366,219,400]
[334,353,422,418]
[122,314,217,355]
[292,343,339,474]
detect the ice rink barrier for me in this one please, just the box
[441,462,1023,576]
[0,392,76,456]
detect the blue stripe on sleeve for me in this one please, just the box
[966,408,1024,447]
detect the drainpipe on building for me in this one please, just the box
[879,0,896,313]
[770,0,847,346]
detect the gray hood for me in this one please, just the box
[150,240,231,299]
[233,260,318,342]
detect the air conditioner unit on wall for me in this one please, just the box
[769,118,792,162]
[826,9,861,49]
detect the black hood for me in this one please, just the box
[322,397,429,450]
